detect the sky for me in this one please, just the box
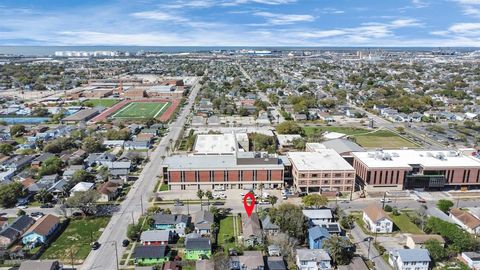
[0,0,480,47]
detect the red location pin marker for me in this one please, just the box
[243,192,256,217]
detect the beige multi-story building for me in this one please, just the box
[287,150,355,194]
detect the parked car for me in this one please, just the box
[174,200,184,206]
[30,212,44,218]
[91,241,101,250]
[380,198,392,203]
[40,203,53,208]
[417,198,426,203]
[17,205,28,210]
[122,239,130,247]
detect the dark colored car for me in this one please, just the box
[40,203,53,208]
[91,241,101,250]
[122,239,130,247]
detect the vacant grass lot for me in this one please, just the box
[41,217,110,262]
[84,99,119,107]
[389,214,424,234]
[112,102,171,119]
[303,126,419,149]
[218,216,241,251]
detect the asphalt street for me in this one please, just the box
[80,76,203,270]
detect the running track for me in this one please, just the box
[89,98,180,123]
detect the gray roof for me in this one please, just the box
[19,260,60,270]
[62,108,100,122]
[0,227,20,241]
[133,245,168,259]
[296,249,331,262]
[261,215,280,231]
[321,139,365,155]
[185,237,211,250]
[140,230,171,242]
[164,154,283,170]
[10,215,35,232]
[267,257,287,270]
[395,249,431,262]
[152,214,188,225]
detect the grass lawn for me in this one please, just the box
[159,183,169,191]
[112,102,171,119]
[303,126,419,148]
[41,217,110,262]
[389,214,424,234]
[218,216,240,250]
[84,99,119,107]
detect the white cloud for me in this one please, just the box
[453,0,480,17]
[253,11,315,25]
[449,22,480,33]
[222,0,297,6]
[131,11,188,22]
[390,19,423,28]
[411,0,429,8]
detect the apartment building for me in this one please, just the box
[287,150,355,194]
[352,150,480,192]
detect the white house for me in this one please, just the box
[362,204,393,233]
[302,209,333,224]
[461,252,480,270]
[449,208,480,234]
[388,249,431,270]
[69,182,94,197]
[296,249,332,270]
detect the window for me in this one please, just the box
[300,173,306,178]
[334,180,341,184]
[323,180,329,184]
[334,173,342,177]
[311,173,318,178]
[324,173,329,177]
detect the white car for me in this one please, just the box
[17,205,28,209]
[380,198,392,203]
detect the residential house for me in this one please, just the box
[97,181,120,202]
[0,215,35,246]
[140,230,173,246]
[268,245,281,256]
[69,182,94,196]
[133,245,170,266]
[31,153,56,169]
[230,251,265,270]
[242,213,263,247]
[19,260,62,270]
[308,226,330,249]
[184,237,211,260]
[261,215,280,236]
[85,152,116,167]
[267,257,287,270]
[22,214,60,247]
[193,211,214,236]
[125,141,150,150]
[362,204,393,233]
[302,209,333,226]
[295,249,332,270]
[388,249,431,270]
[103,140,125,148]
[461,252,480,270]
[312,222,342,235]
[162,261,181,270]
[449,208,480,234]
[405,234,445,249]
[151,214,189,236]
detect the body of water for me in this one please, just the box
[0,46,478,56]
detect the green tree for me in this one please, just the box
[34,188,53,204]
[276,121,304,135]
[292,138,306,150]
[71,170,93,183]
[65,190,100,216]
[0,182,24,207]
[301,194,328,208]
[0,144,14,155]
[127,223,142,241]
[17,209,26,216]
[82,137,104,153]
[269,203,307,243]
[39,156,62,176]
[437,199,454,213]
[197,189,204,210]
[323,235,354,265]
[44,137,75,153]
[267,195,278,207]
[205,190,213,210]
[32,107,49,117]
[424,239,447,263]
[10,124,26,137]
[212,251,230,270]
[340,215,355,230]
[105,129,130,140]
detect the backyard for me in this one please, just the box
[389,213,424,234]
[84,99,119,107]
[218,215,241,251]
[41,217,110,262]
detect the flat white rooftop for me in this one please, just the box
[287,150,355,171]
[353,149,480,169]
[193,134,237,155]
[276,134,302,146]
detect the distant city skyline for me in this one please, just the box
[1,0,480,46]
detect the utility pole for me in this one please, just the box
[382,192,387,209]
[140,196,144,214]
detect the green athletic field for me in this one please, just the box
[111,102,171,119]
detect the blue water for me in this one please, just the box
[0,117,50,124]
[0,46,478,56]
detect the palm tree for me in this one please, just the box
[197,189,204,210]
[267,195,278,207]
[35,188,51,204]
[323,235,353,266]
[205,190,213,211]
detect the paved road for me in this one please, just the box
[80,76,203,270]
[350,225,391,270]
